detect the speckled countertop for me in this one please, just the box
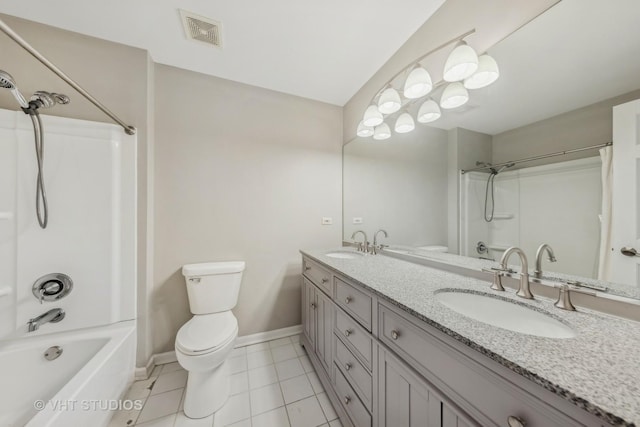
[301,248,640,427]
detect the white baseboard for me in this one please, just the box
[135,324,302,380]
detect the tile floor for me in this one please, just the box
[109,334,342,427]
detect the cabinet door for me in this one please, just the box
[378,347,441,427]
[302,279,316,348]
[442,401,476,427]
[315,290,333,372]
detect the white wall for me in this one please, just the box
[153,65,343,354]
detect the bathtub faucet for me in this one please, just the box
[28,308,65,332]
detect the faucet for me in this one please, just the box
[351,230,369,253]
[28,308,65,332]
[534,243,557,278]
[499,247,534,299]
[371,229,388,255]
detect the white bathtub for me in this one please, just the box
[0,320,135,427]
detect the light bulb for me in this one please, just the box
[443,41,478,82]
[403,66,432,99]
[395,113,415,133]
[464,54,499,89]
[417,99,441,123]
[363,104,383,127]
[377,88,401,114]
[373,123,391,140]
[356,121,374,137]
[440,82,469,109]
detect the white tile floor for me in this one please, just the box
[109,335,342,427]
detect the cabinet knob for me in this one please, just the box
[310,303,316,309]
[391,330,400,340]
[344,396,351,405]
[507,416,526,427]
[344,329,353,337]
[322,278,329,283]
[345,362,352,371]
[345,296,352,304]
[305,266,311,271]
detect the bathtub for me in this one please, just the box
[0,320,135,427]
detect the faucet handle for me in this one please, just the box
[553,282,595,311]
[482,268,506,291]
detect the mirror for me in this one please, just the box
[343,0,640,300]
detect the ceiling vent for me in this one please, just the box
[179,9,222,48]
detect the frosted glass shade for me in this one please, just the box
[356,121,374,137]
[403,66,433,99]
[440,82,469,109]
[373,123,391,140]
[464,54,500,89]
[377,88,401,114]
[363,105,383,127]
[395,113,415,133]
[443,42,478,82]
[417,99,441,123]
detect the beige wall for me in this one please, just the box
[153,65,342,354]
[342,0,560,143]
[0,14,154,366]
[492,89,640,168]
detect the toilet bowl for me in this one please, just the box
[175,261,245,419]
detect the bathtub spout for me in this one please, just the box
[28,308,65,332]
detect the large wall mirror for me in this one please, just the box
[343,0,640,300]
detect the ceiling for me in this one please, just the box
[430,0,640,135]
[0,0,445,106]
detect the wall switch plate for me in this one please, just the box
[352,217,363,224]
[322,217,333,225]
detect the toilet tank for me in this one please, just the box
[182,261,245,314]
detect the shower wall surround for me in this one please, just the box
[0,110,136,339]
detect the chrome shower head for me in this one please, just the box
[0,69,29,108]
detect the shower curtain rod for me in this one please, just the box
[0,18,136,135]
[461,142,612,174]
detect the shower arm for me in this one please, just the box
[0,17,137,136]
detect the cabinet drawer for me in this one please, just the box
[335,277,372,331]
[335,336,372,410]
[378,303,586,427]
[335,363,372,427]
[303,258,332,295]
[335,309,372,370]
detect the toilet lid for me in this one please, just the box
[176,312,238,355]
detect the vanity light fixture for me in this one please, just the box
[377,87,402,114]
[443,41,479,82]
[363,104,384,127]
[403,66,433,99]
[464,54,500,89]
[440,82,469,109]
[357,121,375,137]
[417,99,441,123]
[394,112,415,133]
[373,123,391,140]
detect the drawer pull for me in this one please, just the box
[344,396,351,405]
[391,330,400,340]
[322,278,329,283]
[304,266,311,271]
[344,328,353,337]
[310,303,317,309]
[345,296,352,304]
[507,416,526,427]
[345,362,352,371]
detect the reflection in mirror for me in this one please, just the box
[342,0,640,300]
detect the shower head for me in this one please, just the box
[491,162,516,175]
[0,70,29,108]
[31,91,70,108]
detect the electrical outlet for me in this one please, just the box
[353,217,363,224]
[322,217,333,225]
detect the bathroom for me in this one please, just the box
[0,0,638,426]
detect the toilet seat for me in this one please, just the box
[176,311,238,356]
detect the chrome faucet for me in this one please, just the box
[28,308,65,332]
[351,230,369,253]
[534,243,557,278]
[371,229,388,255]
[499,247,534,299]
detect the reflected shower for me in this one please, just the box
[0,70,70,229]
[475,161,515,222]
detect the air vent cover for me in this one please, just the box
[179,9,222,48]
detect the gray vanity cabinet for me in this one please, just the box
[315,289,334,372]
[302,278,316,347]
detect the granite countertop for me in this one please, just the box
[301,248,640,427]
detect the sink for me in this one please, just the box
[435,291,576,339]
[325,251,364,259]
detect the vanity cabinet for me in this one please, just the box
[302,272,334,378]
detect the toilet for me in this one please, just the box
[175,261,245,419]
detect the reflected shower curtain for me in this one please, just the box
[597,146,613,280]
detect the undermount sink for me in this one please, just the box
[325,251,364,259]
[435,291,576,339]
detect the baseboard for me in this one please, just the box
[135,324,302,380]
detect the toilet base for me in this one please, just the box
[183,359,230,419]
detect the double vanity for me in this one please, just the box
[299,248,640,427]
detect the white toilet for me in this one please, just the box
[175,261,245,419]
